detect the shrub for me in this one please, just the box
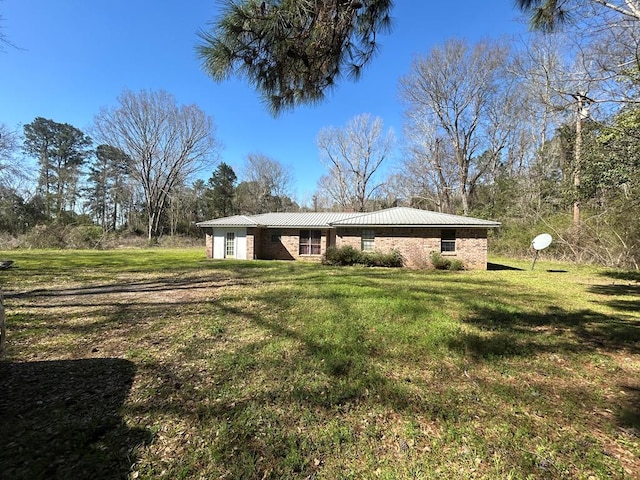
[20,224,105,249]
[323,246,403,268]
[430,251,450,270]
[323,245,362,266]
[429,251,465,271]
[447,258,465,271]
[361,249,404,267]
[66,225,104,249]
[22,224,67,249]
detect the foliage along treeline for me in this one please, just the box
[2,94,638,268]
[0,96,301,248]
[0,126,300,243]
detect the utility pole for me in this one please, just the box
[570,92,593,228]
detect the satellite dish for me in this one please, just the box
[530,233,552,270]
[532,233,552,251]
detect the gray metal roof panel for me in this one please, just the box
[250,212,359,227]
[330,207,501,227]
[196,215,259,227]
[197,208,500,229]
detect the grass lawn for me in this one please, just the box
[0,248,638,479]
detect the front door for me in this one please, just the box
[225,232,235,258]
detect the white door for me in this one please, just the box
[225,232,235,258]
[213,228,247,260]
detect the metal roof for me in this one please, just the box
[250,212,360,227]
[196,215,259,227]
[330,207,501,227]
[197,207,500,229]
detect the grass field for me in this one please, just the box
[0,248,638,479]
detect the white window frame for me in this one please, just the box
[361,229,375,251]
[299,229,321,255]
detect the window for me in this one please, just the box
[270,230,281,243]
[441,229,456,253]
[225,232,235,257]
[299,229,321,255]
[361,229,375,251]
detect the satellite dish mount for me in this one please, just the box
[531,233,552,270]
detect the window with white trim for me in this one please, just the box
[299,230,321,255]
[361,229,375,251]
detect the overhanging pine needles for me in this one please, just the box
[197,0,393,115]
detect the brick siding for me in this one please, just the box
[335,227,488,270]
[205,226,489,269]
[247,228,257,260]
[205,233,213,258]
[258,229,329,262]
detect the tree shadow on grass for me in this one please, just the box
[452,304,640,436]
[3,274,248,300]
[588,282,640,315]
[599,270,640,283]
[0,358,151,480]
[617,384,640,432]
[452,305,640,358]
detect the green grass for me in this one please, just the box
[0,249,638,479]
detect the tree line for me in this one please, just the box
[0,89,301,245]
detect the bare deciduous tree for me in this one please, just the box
[0,12,19,53]
[0,123,24,189]
[582,10,640,105]
[399,118,457,213]
[237,153,294,214]
[516,1,640,105]
[400,39,513,214]
[317,113,394,212]
[93,89,218,241]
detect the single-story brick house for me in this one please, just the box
[196,207,500,269]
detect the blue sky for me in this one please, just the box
[1,1,529,204]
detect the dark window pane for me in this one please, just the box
[299,229,321,255]
[441,229,456,252]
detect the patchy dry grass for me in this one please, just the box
[0,249,638,479]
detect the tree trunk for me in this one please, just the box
[573,97,583,228]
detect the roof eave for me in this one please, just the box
[266,224,333,229]
[330,223,501,228]
[196,223,260,228]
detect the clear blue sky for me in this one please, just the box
[1,0,529,205]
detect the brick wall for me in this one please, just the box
[454,228,489,270]
[257,229,329,262]
[335,227,489,270]
[205,232,213,258]
[247,228,257,260]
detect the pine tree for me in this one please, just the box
[207,162,237,218]
[198,0,393,114]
